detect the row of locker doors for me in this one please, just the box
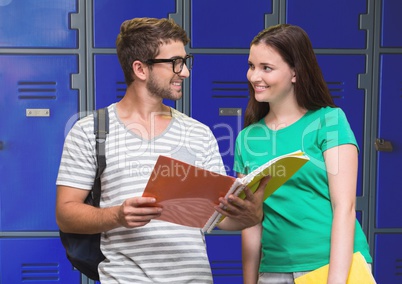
[1,0,402,283]
[0,0,401,48]
[0,52,401,283]
[1,53,400,230]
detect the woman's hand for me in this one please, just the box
[216,175,271,231]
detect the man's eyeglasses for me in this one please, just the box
[145,55,193,74]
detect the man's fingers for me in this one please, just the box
[128,196,157,206]
[121,197,163,218]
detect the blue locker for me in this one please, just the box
[286,0,367,49]
[376,54,402,228]
[94,54,126,109]
[0,238,80,283]
[374,234,402,283]
[94,54,175,109]
[316,55,366,196]
[93,0,176,48]
[190,54,249,176]
[0,0,77,48]
[381,0,402,47]
[191,0,272,48]
[0,55,79,231]
[206,233,243,284]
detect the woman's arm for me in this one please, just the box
[237,172,262,284]
[242,224,262,284]
[325,144,358,284]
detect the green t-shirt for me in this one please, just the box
[234,107,372,272]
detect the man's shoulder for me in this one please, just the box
[69,104,115,135]
[171,108,210,128]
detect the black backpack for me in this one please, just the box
[59,107,109,281]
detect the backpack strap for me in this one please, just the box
[92,107,109,207]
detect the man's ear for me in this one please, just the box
[132,60,147,80]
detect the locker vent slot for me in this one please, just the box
[117,81,126,99]
[21,263,60,281]
[327,81,345,99]
[18,81,57,100]
[400,83,402,99]
[210,260,242,276]
[396,258,402,276]
[211,81,249,98]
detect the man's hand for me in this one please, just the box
[216,175,271,231]
[118,197,163,228]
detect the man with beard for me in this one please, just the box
[56,17,269,283]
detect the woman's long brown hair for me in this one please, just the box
[244,24,335,128]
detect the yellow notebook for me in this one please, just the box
[295,252,376,284]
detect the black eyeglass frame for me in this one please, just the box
[145,55,193,74]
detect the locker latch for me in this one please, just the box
[219,108,242,116]
[26,108,50,117]
[374,138,393,152]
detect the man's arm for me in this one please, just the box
[56,185,163,234]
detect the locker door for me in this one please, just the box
[93,0,176,48]
[286,0,367,49]
[316,54,366,196]
[94,54,126,109]
[0,238,80,283]
[374,234,402,283]
[376,54,402,228]
[191,0,273,48]
[381,0,402,47]
[0,0,77,48]
[0,55,79,231]
[374,3,402,281]
[206,233,243,284]
[191,54,249,177]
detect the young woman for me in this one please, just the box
[235,24,373,284]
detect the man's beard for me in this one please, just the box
[147,72,182,101]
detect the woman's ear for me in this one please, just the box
[291,70,296,83]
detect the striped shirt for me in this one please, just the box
[57,103,226,283]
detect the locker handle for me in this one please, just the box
[0,141,3,150]
[374,138,393,152]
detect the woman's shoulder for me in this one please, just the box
[307,106,348,122]
[238,118,267,135]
